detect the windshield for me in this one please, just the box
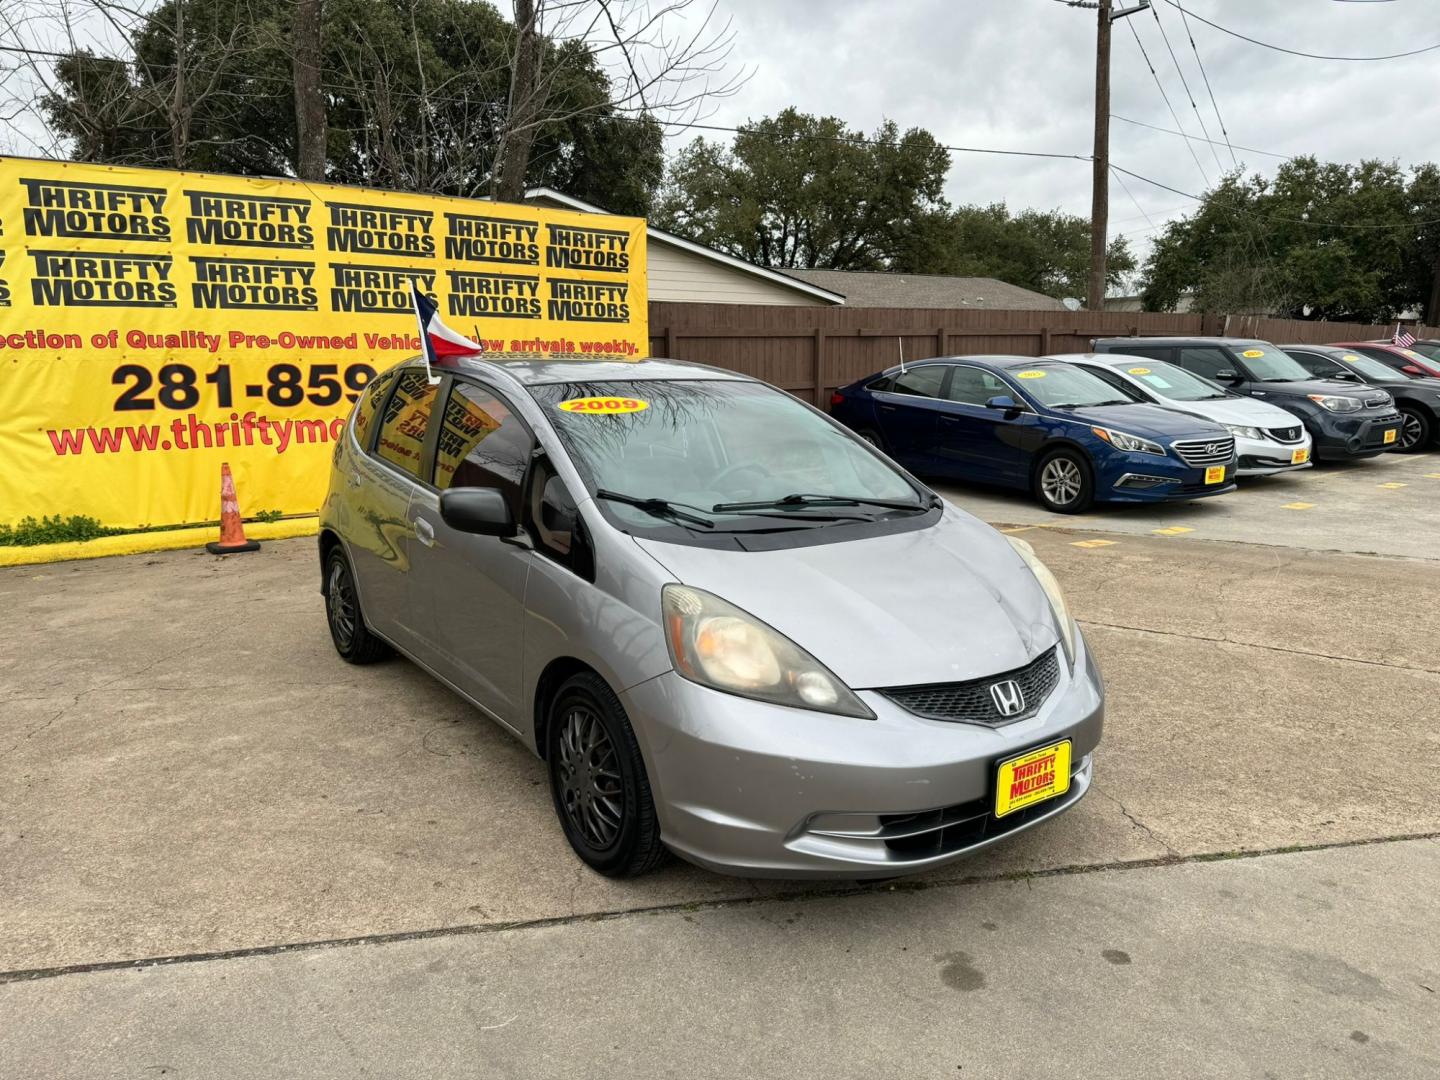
[1110,358,1227,401]
[531,379,924,532]
[1236,345,1310,381]
[1333,351,1406,381]
[1009,364,1133,408]
[1410,341,1440,360]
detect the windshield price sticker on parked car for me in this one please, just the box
[1127,367,1152,375]
[1242,349,1266,358]
[1016,370,1047,379]
[1343,354,1363,363]
[558,397,650,414]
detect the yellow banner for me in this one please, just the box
[0,157,648,529]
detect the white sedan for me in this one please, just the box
[1046,353,1313,476]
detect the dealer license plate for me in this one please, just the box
[1383,428,1398,445]
[995,739,1072,818]
[1291,447,1309,464]
[1204,465,1226,485]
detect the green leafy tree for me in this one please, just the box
[655,108,951,269]
[40,0,663,210]
[1141,157,1440,321]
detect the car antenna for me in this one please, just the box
[898,336,907,375]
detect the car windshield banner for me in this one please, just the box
[0,157,648,529]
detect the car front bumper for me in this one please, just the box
[1234,433,1313,476]
[1310,411,1403,459]
[620,629,1104,879]
[1094,451,1236,504]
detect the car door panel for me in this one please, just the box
[418,379,535,727]
[930,365,1033,486]
[871,365,948,468]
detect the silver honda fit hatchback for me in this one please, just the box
[319,355,1103,879]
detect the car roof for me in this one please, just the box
[1279,343,1347,353]
[396,353,754,387]
[1091,336,1273,348]
[1327,341,1405,350]
[1045,351,1159,366]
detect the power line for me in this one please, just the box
[1124,17,1210,187]
[1148,0,1223,173]
[1171,0,1236,168]
[1108,164,1155,233]
[1161,0,1440,60]
[1110,161,1440,230]
[0,43,1091,162]
[1110,113,1289,160]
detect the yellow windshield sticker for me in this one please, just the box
[1127,367,1152,375]
[1242,349,1265,358]
[558,396,649,414]
[1016,370,1047,379]
[1343,354,1362,362]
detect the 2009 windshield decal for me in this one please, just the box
[558,397,649,414]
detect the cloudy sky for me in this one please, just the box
[668,0,1440,269]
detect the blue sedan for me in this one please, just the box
[831,356,1238,513]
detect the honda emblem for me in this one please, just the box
[990,679,1025,717]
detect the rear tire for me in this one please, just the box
[856,428,886,451]
[324,548,390,664]
[1034,448,1095,514]
[547,671,666,878]
[1395,407,1432,453]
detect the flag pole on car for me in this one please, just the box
[411,281,485,384]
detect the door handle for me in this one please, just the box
[413,516,436,548]
[939,415,961,424]
[879,404,898,412]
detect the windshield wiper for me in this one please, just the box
[711,492,925,513]
[595,489,714,529]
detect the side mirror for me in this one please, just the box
[985,395,1021,412]
[1402,365,1426,376]
[1330,370,1360,381]
[440,487,517,537]
[1214,370,1241,384]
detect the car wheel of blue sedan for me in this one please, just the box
[547,671,667,878]
[1034,448,1095,514]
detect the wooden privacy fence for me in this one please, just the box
[647,302,1440,408]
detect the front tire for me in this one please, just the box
[547,672,666,878]
[855,428,886,451]
[1034,448,1095,514]
[1395,407,1432,453]
[324,548,390,664]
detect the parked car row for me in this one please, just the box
[831,336,1440,513]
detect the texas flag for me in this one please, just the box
[411,281,483,382]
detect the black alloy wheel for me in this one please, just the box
[324,549,390,664]
[1395,407,1432,453]
[547,671,666,877]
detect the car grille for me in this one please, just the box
[879,647,1061,726]
[1171,436,1236,466]
[1267,425,1303,443]
[1364,394,1391,409]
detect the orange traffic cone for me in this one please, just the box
[206,462,261,555]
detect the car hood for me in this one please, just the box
[1244,378,1371,400]
[1059,401,1224,439]
[633,506,1060,689]
[1149,395,1304,429]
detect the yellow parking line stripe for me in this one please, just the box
[1152,526,1194,536]
[1282,502,1314,510]
[1378,482,1408,490]
[1070,539,1118,549]
[1426,473,1440,480]
[1000,525,1040,534]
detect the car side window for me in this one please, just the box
[434,382,536,518]
[1289,351,1337,377]
[944,367,1010,406]
[374,371,441,480]
[888,366,947,398]
[1177,348,1235,381]
[526,456,595,581]
[352,369,399,450]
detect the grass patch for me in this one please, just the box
[0,511,297,547]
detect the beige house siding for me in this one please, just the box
[646,241,829,305]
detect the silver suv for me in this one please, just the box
[319,355,1104,879]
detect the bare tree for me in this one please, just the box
[491,0,748,202]
[291,0,325,179]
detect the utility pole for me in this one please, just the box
[1084,0,1149,311]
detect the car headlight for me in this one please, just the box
[1307,394,1362,413]
[1225,424,1262,440]
[1091,426,1165,455]
[1007,536,1076,668]
[661,585,874,719]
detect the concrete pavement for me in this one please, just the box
[3,446,1438,1076]
[4,839,1437,1079]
